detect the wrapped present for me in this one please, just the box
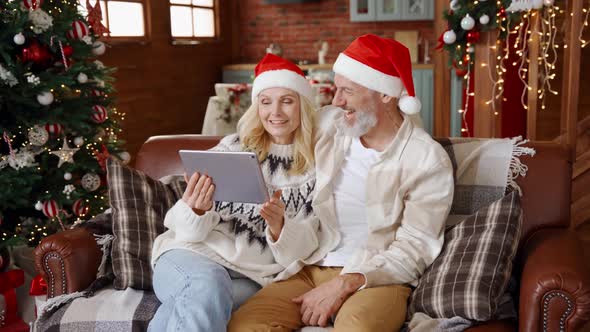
[0,269,28,331]
[29,275,47,316]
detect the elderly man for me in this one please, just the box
[228,34,454,332]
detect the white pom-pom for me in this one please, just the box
[64,172,72,180]
[74,136,84,146]
[77,73,88,83]
[13,33,25,45]
[398,95,421,115]
[35,201,43,211]
[37,91,54,105]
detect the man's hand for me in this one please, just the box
[260,190,285,241]
[292,273,366,327]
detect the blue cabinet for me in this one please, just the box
[350,0,434,22]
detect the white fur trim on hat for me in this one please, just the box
[333,53,404,98]
[252,69,314,103]
[398,95,421,114]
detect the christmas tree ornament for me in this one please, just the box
[20,40,52,66]
[35,201,43,211]
[62,184,75,199]
[64,172,72,180]
[77,72,88,83]
[72,199,89,216]
[450,0,460,11]
[28,125,49,146]
[36,91,53,105]
[86,0,110,36]
[443,30,457,44]
[543,0,554,5]
[118,151,131,164]
[90,89,102,97]
[41,200,59,218]
[13,33,25,45]
[467,46,475,53]
[479,14,490,25]
[91,41,106,56]
[81,172,101,192]
[467,31,480,43]
[23,0,43,10]
[44,123,63,136]
[49,140,78,167]
[66,21,89,40]
[461,14,476,31]
[62,45,73,57]
[73,136,84,146]
[91,105,108,123]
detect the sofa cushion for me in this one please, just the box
[107,159,185,290]
[409,191,523,321]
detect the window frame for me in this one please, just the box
[169,0,220,45]
[94,0,151,44]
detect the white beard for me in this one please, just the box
[335,107,378,137]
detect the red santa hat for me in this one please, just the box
[333,34,421,114]
[252,53,314,103]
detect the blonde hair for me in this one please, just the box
[237,94,316,175]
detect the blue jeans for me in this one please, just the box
[148,249,261,332]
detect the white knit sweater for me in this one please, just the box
[151,134,321,286]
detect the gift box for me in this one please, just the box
[0,269,29,332]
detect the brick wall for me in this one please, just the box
[237,0,436,64]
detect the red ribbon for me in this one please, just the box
[0,269,24,324]
[29,274,47,296]
[227,83,248,106]
[435,32,445,50]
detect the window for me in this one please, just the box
[79,0,147,39]
[169,0,217,40]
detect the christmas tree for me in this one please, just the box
[0,0,126,248]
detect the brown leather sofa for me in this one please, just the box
[34,135,590,331]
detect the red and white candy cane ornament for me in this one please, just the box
[42,200,59,218]
[72,199,89,216]
[44,123,63,136]
[23,0,43,10]
[91,105,108,123]
[66,21,90,40]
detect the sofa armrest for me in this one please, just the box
[519,228,590,331]
[34,228,102,298]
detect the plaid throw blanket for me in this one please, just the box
[436,136,535,227]
[34,137,535,331]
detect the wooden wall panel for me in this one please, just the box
[100,0,238,162]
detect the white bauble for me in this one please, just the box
[64,172,72,180]
[479,14,490,25]
[37,91,54,105]
[543,0,554,6]
[461,14,476,30]
[74,136,84,146]
[13,33,25,45]
[467,46,475,53]
[81,173,101,192]
[91,41,106,56]
[77,73,88,84]
[118,151,131,164]
[443,30,457,44]
[450,0,460,11]
[35,201,43,211]
[28,125,49,146]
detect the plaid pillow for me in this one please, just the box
[409,191,523,321]
[107,159,185,290]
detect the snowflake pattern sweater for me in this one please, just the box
[151,134,321,286]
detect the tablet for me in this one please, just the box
[178,150,269,204]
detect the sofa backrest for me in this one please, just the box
[135,136,572,244]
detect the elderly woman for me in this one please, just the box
[148,54,322,332]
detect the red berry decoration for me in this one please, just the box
[467,31,480,44]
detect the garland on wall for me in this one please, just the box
[439,0,563,136]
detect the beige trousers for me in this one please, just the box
[228,266,411,332]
